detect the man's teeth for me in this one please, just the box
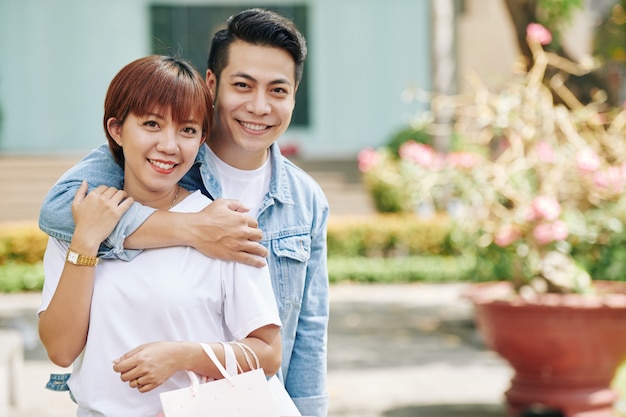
[150,160,175,170]
[241,122,267,131]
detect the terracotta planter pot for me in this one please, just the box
[464,281,626,417]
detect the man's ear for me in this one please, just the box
[107,118,123,146]
[205,70,217,98]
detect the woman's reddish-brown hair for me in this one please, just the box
[103,55,212,166]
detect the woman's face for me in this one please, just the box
[107,108,204,208]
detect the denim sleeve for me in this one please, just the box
[286,205,330,417]
[38,143,156,260]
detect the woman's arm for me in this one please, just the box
[38,239,97,367]
[111,324,281,392]
[39,182,133,366]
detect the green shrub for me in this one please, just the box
[386,125,431,158]
[327,214,453,257]
[0,222,47,292]
[0,261,44,292]
[328,254,476,283]
[0,216,473,292]
[0,222,47,264]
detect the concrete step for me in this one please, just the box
[0,155,83,223]
[291,158,374,216]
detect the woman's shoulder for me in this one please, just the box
[170,190,212,213]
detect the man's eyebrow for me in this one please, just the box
[231,72,292,86]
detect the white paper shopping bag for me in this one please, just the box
[268,375,301,416]
[160,343,279,417]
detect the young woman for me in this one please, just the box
[37,55,281,417]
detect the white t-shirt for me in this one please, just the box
[207,147,271,218]
[39,191,281,417]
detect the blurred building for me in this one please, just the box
[0,0,614,159]
[0,0,433,159]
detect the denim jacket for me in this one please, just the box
[39,143,330,417]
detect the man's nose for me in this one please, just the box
[245,91,271,115]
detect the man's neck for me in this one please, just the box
[207,140,269,170]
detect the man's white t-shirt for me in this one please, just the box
[207,146,271,218]
[38,191,281,417]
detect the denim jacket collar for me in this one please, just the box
[195,143,294,206]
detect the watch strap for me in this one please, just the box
[66,248,99,267]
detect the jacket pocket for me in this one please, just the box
[270,233,311,304]
[272,233,311,262]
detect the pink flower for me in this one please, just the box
[399,141,438,168]
[533,222,554,245]
[532,220,569,245]
[357,148,381,172]
[531,195,561,221]
[447,152,480,169]
[594,167,626,193]
[494,225,521,247]
[534,141,554,163]
[576,148,601,173]
[551,220,569,241]
[526,23,552,45]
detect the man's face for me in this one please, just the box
[206,40,297,170]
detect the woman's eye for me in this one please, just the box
[144,120,158,128]
[182,127,198,135]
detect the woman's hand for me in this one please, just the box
[71,180,133,252]
[112,341,194,393]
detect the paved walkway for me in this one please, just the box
[3,283,513,417]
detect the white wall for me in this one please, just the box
[0,0,149,154]
[301,0,431,157]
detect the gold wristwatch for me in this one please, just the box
[66,248,99,267]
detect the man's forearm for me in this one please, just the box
[124,199,268,266]
[123,210,193,249]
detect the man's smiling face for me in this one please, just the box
[207,40,297,170]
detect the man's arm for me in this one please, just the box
[125,199,267,267]
[40,143,268,265]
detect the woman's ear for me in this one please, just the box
[107,118,123,146]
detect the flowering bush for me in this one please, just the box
[359,23,626,295]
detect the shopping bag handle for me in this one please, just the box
[185,343,236,396]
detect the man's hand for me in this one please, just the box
[189,199,268,267]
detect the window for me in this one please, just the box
[151,5,310,127]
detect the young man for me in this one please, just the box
[38,8,329,417]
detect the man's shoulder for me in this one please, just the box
[278,158,327,197]
[279,157,319,185]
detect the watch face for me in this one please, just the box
[68,251,79,263]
